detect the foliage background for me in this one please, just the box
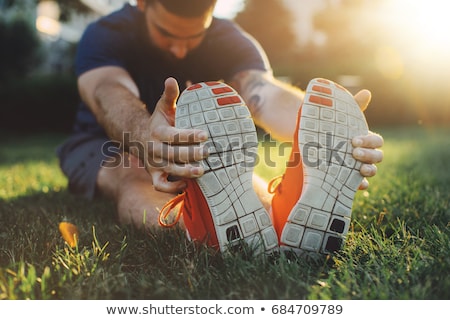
[1,0,449,133]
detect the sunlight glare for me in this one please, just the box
[213,0,245,19]
[36,16,61,36]
[385,0,450,52]
[375,46,404,80]
[373,0,450,77]
[36,1,61,37]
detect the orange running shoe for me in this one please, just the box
[160,81,279,256]
[270,78,369,257]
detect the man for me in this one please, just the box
[57,0,383,256]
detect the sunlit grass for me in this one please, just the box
[255,132,292,180]
[0,133,68,199]
[0,127,449,300]
[0,160,66,199]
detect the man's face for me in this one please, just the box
[141,1,213,61]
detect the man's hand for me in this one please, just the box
[144,78,209,193]
[352,89,384,190]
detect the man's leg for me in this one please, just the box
[96,152,177,229]
[252,174,273,212]
[57,132,176,230]
[98,151,273,230]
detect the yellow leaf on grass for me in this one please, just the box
[59,222,79,248]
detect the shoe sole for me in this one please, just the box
[280,78,369,256]
[176,82,279,256]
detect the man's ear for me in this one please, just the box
[137,0,145,11]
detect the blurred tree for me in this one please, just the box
[46,0,91,21]
[312,0,377,76]
[8,0,92,21]
[307,0,397,125]
[0,15,42,82]
[234,0,299,73]
[309,0,450,125]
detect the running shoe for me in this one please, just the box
[160,81,279,256]
[270,78,369,257]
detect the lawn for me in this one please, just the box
[0,126,449,300]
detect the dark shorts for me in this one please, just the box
[56,132,120,200]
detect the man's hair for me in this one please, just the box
[145,0,217,18]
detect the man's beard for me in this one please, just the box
[161,51,185,65]
[150,41,186,65]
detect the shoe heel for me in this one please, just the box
[280,78,369,256]
[177,82,279,256]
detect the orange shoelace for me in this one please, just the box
[267,175,283,194]
[158,193,185,228]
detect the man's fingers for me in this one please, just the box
[153,77,180,125]
[152,77,208,144]
[354,89,371,112]
[359,164,378,177]
[161,77,180,109]
[358,178,369,190]
[151,171,187,193]
[353,147,384,164]
[150,163,204,193]
[352,132,384,149]
[152,125,208,145]
[171,144,209,163]
[151,142,208,163]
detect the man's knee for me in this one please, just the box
[96,152,151,198]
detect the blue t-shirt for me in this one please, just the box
[73,4,271,135]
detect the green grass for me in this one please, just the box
[0,127,449,300]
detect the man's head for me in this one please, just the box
[138,0,218,60]
[144,0,217,18]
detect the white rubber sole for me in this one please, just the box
[280,78,369,256]
[176,82,279,255]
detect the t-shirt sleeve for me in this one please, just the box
[204,19,272,81]
[75,20,130,77]
[228,27,272,76]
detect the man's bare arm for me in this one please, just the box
[230,69,384,189]
[78,66,148,143]
[230,69,304,142]
[78,68,208,192]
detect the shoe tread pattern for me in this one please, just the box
[176,82,279,255]
[281,78,369,256]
